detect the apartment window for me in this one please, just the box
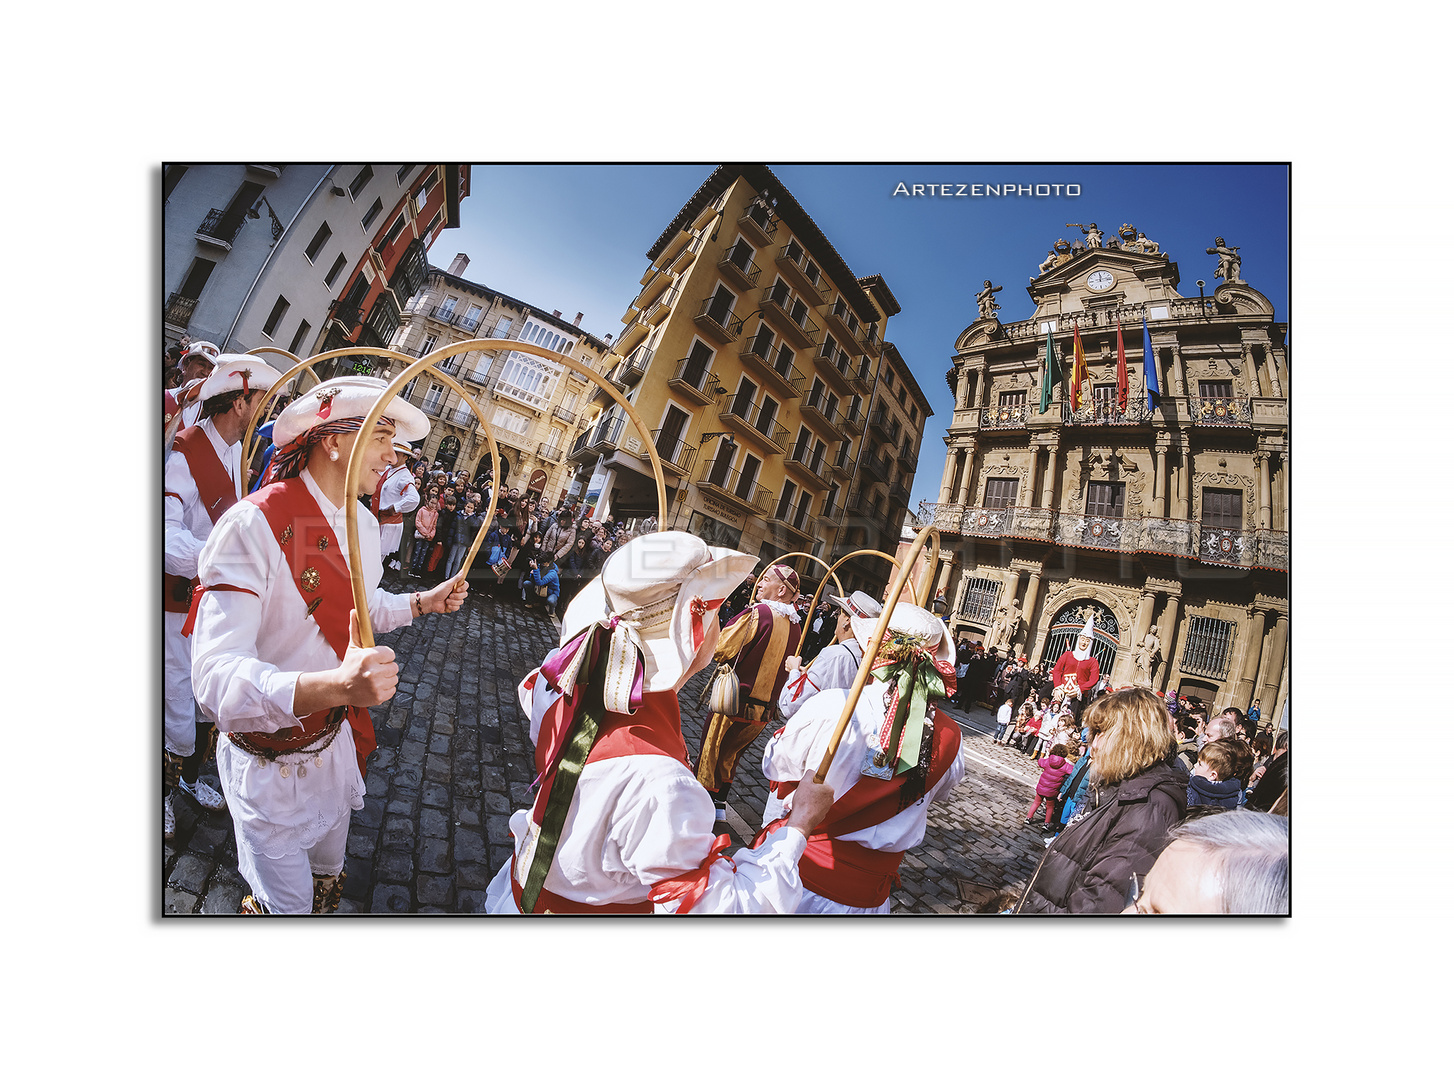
[379,214,406,250]
[438,295,459,320]
[793,426,811,458]
[419,170,439,198]
[422,334,438,355]
[885,368,895,388]
[396,164,416,184]
[736,454,761,499]
[262,295,290,338]
[794,491,813,531]
[460,304,483,332]
[1092,383,1116,407]
[324,252,348,288]
[1086,480,1126,519]
[777,479,798,519]
[897,387,907,406]
[749,323,774,359]
[910,404,918,423]
[998,390,1026,408]
[731,376,755,419]
[304,222,332,263]
[176,257,216,300]
[421,382,446,411]
[758,395,779,433]
[983,478,1019,509]
[341,273,370,311]
[726,237,755,271]
[162,164,188,202]
[287,319,312,354]
[492,405,532,437]
[348,165,374,199]
[493,317,514,339]
[1199,380,1234,400]
[361,197,383,230]
[681,340,713,387]
[1202,489,1243,530]
[705,284,736,326]
[773,342,796,378]
[658,405,690,460]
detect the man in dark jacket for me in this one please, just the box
[1244,730,1289,811]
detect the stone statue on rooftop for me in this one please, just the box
[976,279,1003,321]
[1207,236,1242,284]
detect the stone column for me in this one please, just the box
[1151,438,1169,518]
[1020,567,1043,658]
[1242,339,1260,397]
[1174,445,1190,519]
[1279,452,1290,531]
[1256,451,1273,529]
[934,553,955,600]
[956,447,976,504]
[1255,613,1288,714]
[1040,437,1060,509]
[1264,345,1283,397]
[938,450,959,502]
[1170,343,1187,398]
[1235,607,1267,710]
[1157,593,1181,692]
[991,569,1023,650]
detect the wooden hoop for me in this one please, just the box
[345,338,670,647]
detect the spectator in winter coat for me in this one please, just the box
[1028,746,1075,826]
[444,495,484,579]
[1186,739,1245,809]
[522,555,562,615]
[1016,687,1187,914]
[409,493,440,577]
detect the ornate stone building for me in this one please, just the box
[919,225,1288,721]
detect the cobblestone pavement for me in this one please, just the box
[164,573,1053,915]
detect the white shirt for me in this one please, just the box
[777,638,863,722]
[378,466,420,517]
[483,684,809,915]
[164,418,241,579]
[191,467,412,734]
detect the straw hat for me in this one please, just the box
[828,589,883,620]
[272,375,429,449]
[850,601,955,668]
[194,355,281,403]
[556,531,757,709]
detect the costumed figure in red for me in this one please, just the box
[1051,616,1101,724]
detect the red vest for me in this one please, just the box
[184,477,376,777]
[758,708,962,908]
[371,466,407,525]
[164,425,238,613]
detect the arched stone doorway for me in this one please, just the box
[1043,599,1121,680]
[436,435,460,471]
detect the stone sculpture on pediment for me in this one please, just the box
[976,279,1003,322]
[1206,236,1242,284]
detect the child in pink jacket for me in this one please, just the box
[1027,745,1074,826]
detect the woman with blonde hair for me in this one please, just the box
[1016,687,1187,913]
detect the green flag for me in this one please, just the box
[1038,323,1060,414]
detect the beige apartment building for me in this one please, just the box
[919,226,1288,721]
[566,164,930,599]
[376,254,613,502]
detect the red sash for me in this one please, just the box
[164,425,239,614]
[371,467,407,525]
[516,692,690,913]
[184,478,376,777]
[755,710,961,908]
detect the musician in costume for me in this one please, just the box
[374,443,420,572]
[483,533,834,914]
[164,340,221,438]
[187,376,468,913]
[164,357,281,840]
[763,590,883,825]
[694,564,802,825]
[758,603,964,913]
[1051,617,1101,724]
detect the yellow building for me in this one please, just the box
[921,226,1288,721]
[569,164,931,598]
[378,253,613,502]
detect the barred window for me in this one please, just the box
[1180,615,1236,678]
[998,390,1026,408]
[984,478,1018,509]
[1202,488,1242,530]
[958,577,1002,625]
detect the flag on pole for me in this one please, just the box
[1115,317,1128,412]
[1142,315,1160,411]
[1070,322,1087,411]
[1038,322,1059,414]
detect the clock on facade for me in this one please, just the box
[1086,270,1115,292]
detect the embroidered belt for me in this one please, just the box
[226,707,347,763]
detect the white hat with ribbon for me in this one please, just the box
[548,531,757,714]
[850,601,955,668]
[829,589,883,621]
[194,355,282,403]
[272,375,429,450]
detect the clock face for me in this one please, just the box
[1086,270,1115,292]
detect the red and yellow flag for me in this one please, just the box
[1071,322,1088,410]
[1115,317,1129,412]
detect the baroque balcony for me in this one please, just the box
[1062,396,1153,426]
[668,357,716,405]
[718,395,789,455]
[693,297,745,344]
[697,462,774,515]
[774,240,828,301]
[916,501,1289,571]
[164,292,197,329]
[999,296,1216,342]
[759,284,820,348]
[737,201,777,247]
[1192,396,1252,427]
[196,207,246,248]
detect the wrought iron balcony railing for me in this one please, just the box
[1193,396,1252,426]
[164,293,197,328]
[196,207,245,246]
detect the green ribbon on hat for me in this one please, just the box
[871,640,949,776]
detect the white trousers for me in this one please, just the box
[163,611,196,756]
[234,810,350,914]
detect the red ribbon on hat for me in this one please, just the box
[690,596,724,653]
[647,833,735,914]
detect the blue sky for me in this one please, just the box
[430,163,1290,511]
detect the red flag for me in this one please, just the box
[1115,317,1128,412]
[1071,322,1088,411]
